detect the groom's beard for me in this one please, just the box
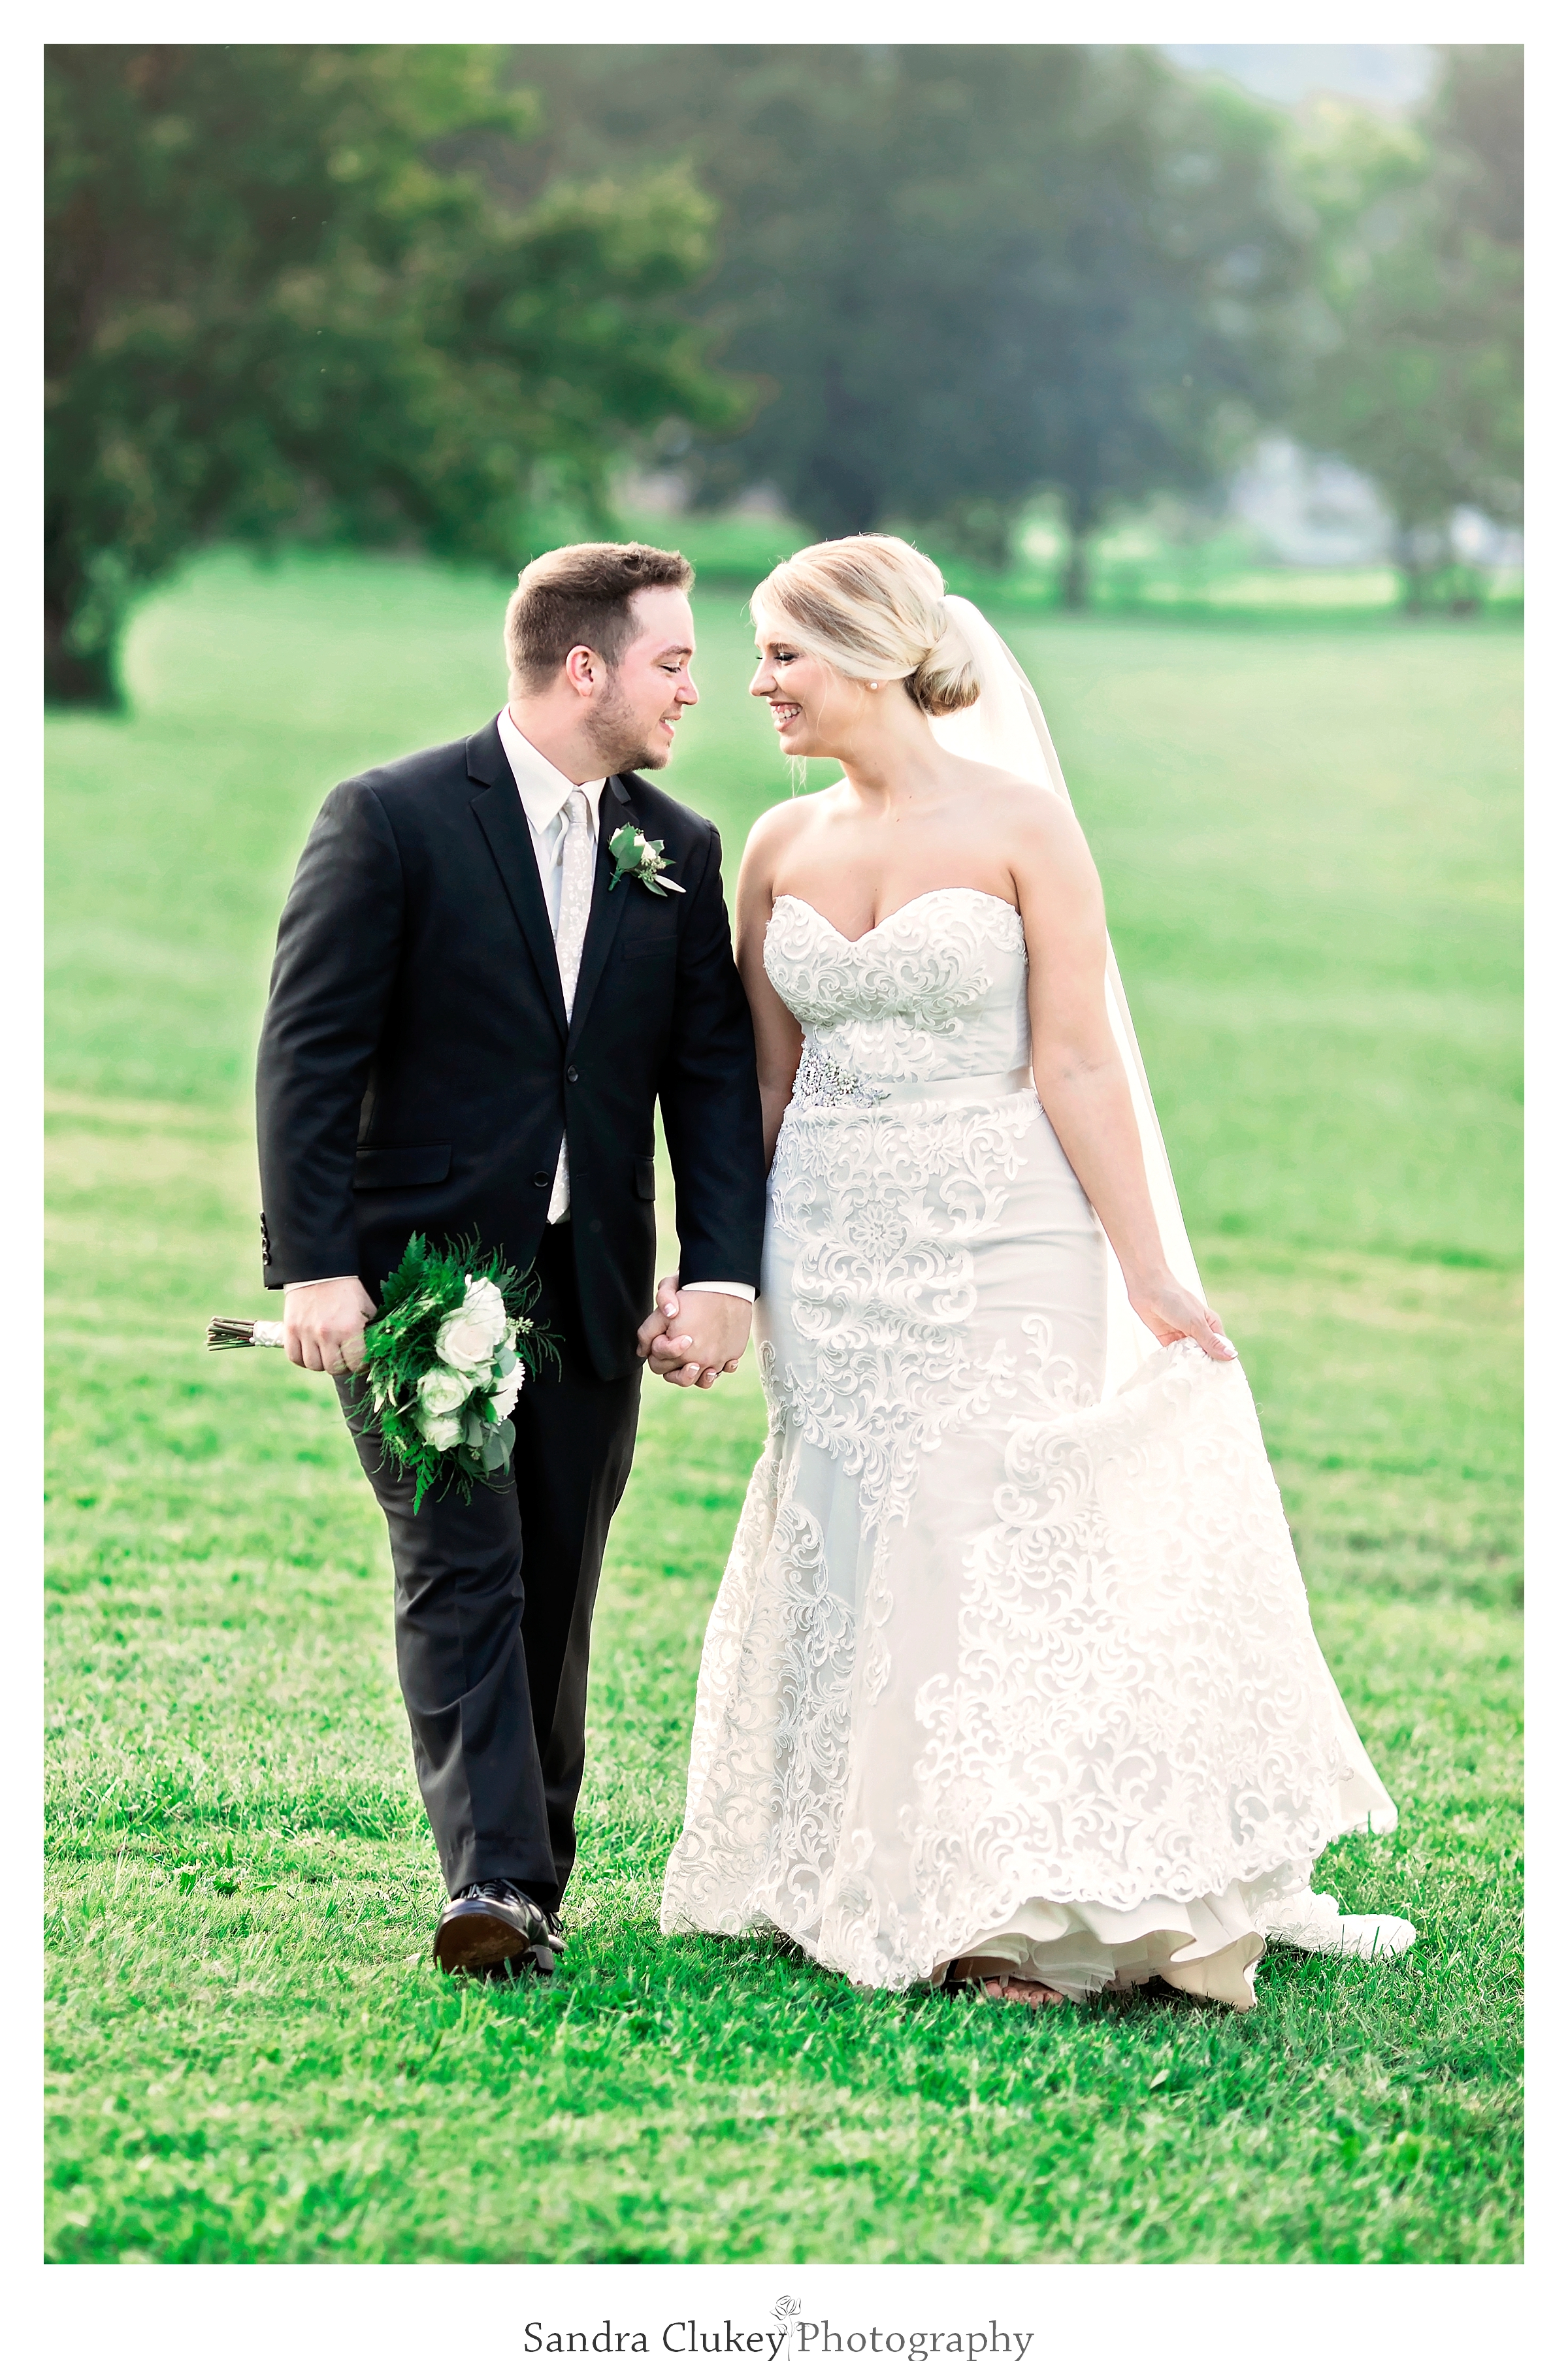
[586,683,673,773]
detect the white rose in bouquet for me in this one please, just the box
[463,1275,510,1347]
[417,1408,465,1450]
[435,1312,497,1373]
[417,1366,472,1418]
[489,1365,524,1421]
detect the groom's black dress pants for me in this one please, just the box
[338,1222,641,1906]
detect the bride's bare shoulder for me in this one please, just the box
[743,783,842,858]
[949,757,1085,847]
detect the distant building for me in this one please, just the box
[1451,507,1525,569]
[1229,436,1392,566]
[1228,435,1523,572]
[616,470,791,523]
[615,469,689,517]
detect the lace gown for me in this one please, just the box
[661,890,1397,2006]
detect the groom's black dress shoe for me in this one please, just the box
[433,1881,559,1979]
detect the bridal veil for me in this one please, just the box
[931,595,1204,1397]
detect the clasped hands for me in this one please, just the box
[636,1278,751,1390]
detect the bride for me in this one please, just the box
[655,534,1415,2010]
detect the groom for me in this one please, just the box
[255,542,764,1978]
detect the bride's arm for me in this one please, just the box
[735,813,804,1169]
[1013,796,1235,1362]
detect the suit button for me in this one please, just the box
[532,1171,549,1188]
[566,1065,579,1083]
[589,1219,602,1234]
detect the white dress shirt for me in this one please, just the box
[497,702,609,934]
[499,707,604,1226]
[285,711,753,1305]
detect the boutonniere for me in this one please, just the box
[608,822,685,897]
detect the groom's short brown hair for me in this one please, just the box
[505,541,694,691]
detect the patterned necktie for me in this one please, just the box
[555,787,595,1020]
[547,788,594,1223]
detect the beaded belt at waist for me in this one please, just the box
[791,1047,1035,1113]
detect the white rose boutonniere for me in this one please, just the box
[608,822,685,898]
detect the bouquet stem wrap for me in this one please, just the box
[207,1318,287,1350]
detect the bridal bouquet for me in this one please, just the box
[208,1233,557,1508]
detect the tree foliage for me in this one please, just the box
[520,46,1309,600]
[1288,46,1522,608]
[45,44,742,702]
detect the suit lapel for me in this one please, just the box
[566,773,634,1049]
[467,721,568,1039]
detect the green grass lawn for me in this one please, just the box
[46,550,1522,2264]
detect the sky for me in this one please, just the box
[1161,44,1435,112]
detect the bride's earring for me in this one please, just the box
[868,681,879,691]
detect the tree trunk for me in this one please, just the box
[1060,519,1091,611]
[807,477,881,540]
[44,600,122,706]
[939,498,1014,573]
[799,406,881,540]
[1055,485,1101,611]
[1394,521,1446,620]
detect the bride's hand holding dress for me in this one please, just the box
[1007,777,1238,1370]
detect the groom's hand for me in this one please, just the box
[636,1277,751,1388]
[284,1277,377,1375]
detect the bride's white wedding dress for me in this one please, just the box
[660,885,1412,2007]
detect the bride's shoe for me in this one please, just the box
[943,1955,1068,2007]
[1258,1890,1418,1961]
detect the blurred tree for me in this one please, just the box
[1289,46,1522,611]
[514,46,1307,604]
[45,44,742,703]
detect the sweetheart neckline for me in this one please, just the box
[770,887,1022,947]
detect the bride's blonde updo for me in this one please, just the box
[751,534,983,717]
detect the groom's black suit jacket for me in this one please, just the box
[255,718,765,1381]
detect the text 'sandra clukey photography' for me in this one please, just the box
[523,2322,1036,2356]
